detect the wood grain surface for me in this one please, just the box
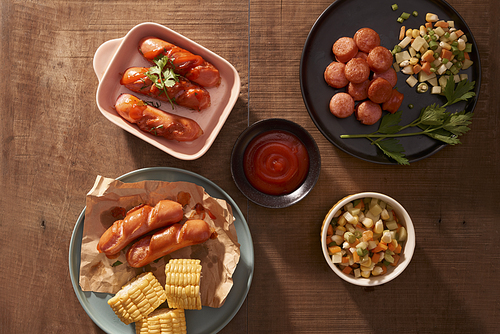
[0,0,498,333]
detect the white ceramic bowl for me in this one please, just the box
[93,22,241,160]
[320,192,415,286]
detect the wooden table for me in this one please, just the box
[1,0,499,333]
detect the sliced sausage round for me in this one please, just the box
[356,100,383,125]
[329,93,355,118]
[367,46,393,73]
[324,61,349,88]
[368,77,393,104]
[373,67,398,87]
[347,80,370,101]
[382,89,405,114]
[344,58,370,84]
[332,37,358,63]
[354,28,381,53]
[354,51,368,60]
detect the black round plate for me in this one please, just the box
[300,0,481,164]
[231,119,321,208]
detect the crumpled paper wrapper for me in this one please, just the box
[79,175,240,308]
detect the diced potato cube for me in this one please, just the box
[427,77,438,86]
[462,59,474,70]
[460,73,469,81]
[398,36,412,48]
[406,75,418,87]
[431,86,442,94]
[411,36,428,52]
[418,71,436,82]
[395,51,411,64]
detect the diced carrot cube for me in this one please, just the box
[326,236,332,245]
[327,224,334,236]
[378,242,388,251]
[441,49,453,60]
[341,256,350,264]
[354,201,365,209]
[371,252,381,263]
[328,246,341,254]
[381,265,388,275]
[455,29,464,37]
[391,254,401,266]
[388,243,397,251]
[434,21,449,28]
[342,266,353,275]
[421,61,432,75]
[425,22,433,28]
[394,244,402,254]
[413,64,422,74]
[352,251,360,263]
[464,52,470,60]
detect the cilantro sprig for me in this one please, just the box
[144,55,179,109]
[340,77,476,165]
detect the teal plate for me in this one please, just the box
[68,167,254,334]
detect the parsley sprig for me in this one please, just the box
[340,77,476,165]
[144,55,179,109]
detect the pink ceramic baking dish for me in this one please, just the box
[93,22,241,160]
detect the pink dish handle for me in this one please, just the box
[93,38,123,82]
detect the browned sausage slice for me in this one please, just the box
[347,80,370,101]
[354,28,381,53]
[344,58,370,84]
[373,67,398,87]
[368,77,393,104]
[324,61,349,88]
[332,37,358,63]
[367,46,394,73]
[356,100,382,125]
[329,93,355,118]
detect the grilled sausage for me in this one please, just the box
[114,94,203,142]
[126,219,217,268]
[97,200,184,256]
[138,37,221,88]
[120,67,211,111]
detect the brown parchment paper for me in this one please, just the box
[79,175,240,308]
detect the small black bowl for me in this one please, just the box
[231,118,321,208]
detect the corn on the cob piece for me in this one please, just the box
[135,308,187,334]
[108,272,167,325]
[164,259,202,310]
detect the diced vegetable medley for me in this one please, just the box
[326,197,407,278]
[391,13,474,95]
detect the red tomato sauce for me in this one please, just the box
[243,130,309,195]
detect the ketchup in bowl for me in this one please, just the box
[243,130,310,195]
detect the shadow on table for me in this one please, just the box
[343,244,484,333]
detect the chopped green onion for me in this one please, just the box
[428,40,439,50]
[412,11,418,17]
[397,17,404,23]
[442,58,449,64]
[400,12,411,20]
[392,3,399,11]
[444,32,450,39]
[465,43,473,53]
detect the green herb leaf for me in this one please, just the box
[144,55,180,109]
[378,110,403,134]
[419,104,447,125]
[374,139,409,165]
[443,76,476,107]
[443,111,474,136]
